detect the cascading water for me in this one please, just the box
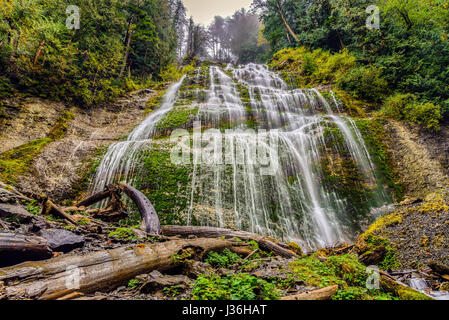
[92,75,186,194]
[92,63,391,251]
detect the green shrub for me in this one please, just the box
[315,49,357,84]
[405,102,442,132]
[381,93,416,119]
[336,66,388,102]
[159,63,183,83]
[23,200,41,216]
[191,273,280,300]
[128,278,143,289]
[205,248,242,268]
[381,94,442,131]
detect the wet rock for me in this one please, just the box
[39,228,85,253]
[0,203,47,231]
[359,245,387,266]
[139,271,191,293]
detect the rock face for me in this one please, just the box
[0,89,156,201]
[39,228,85,252]
[383,120,449,199]
[356,190,449,270]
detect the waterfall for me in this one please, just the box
[91,75,186,194]
[91,64,391,251]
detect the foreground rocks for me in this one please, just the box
[0,182,446,300]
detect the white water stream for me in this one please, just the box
[92,64,391,250]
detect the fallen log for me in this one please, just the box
[280,285,338,300]
[161,226,298,258]
[0,233,53,267]
[0,238,247,300]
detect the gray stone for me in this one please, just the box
[39,228,85,252]
[139,273,191,293]
[0,203,47,230]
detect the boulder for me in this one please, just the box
[0,203,47,230]
[39,228,84,253]
[139,271,191,293]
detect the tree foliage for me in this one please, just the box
[254,0,449,119]
[0,0,181,106]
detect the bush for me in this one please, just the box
[336,66,389,102]
[381,93,442,131]
[405,102,442,132]
[159,63,183,83]
[205,248,241,268]
[315,49,357,84]
[191,273,280,300]
[381,93,416,119]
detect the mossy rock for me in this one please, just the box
[0,138,52,185]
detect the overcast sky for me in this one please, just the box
[183,0,253,26]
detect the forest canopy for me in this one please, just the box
[0,0,184,106]
[253,0,449,118]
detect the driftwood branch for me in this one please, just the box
[74,183,161,234]
[0,238,247,300]
[43,200,77,226]
[161,226,298,258]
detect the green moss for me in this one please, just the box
[156,106,198,131]
[108,227,138,240]
[358,233,402,271]
[0,138,52,185]
[135,142,191,225]
[356,118,403,201]
[288,253,404,300]
[289,254,367,288]
[397,288,433,300]
[319,127,373,227]
[48,110,74,140]
[64,225,77,232]
[145,90,166,114]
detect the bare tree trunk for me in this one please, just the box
[119,15,136,78]
[33,40,45,67]
[275,0,299,42]
[74,183,161,234]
